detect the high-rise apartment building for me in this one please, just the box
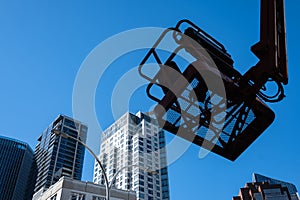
[0,136,37,200]
[233,173,300,200]
[33,115,88,194]
[93,112,170,200]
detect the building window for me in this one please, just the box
[139,193,145,199]
[71,192,86,200]
[139,174,144,180]
[49,194,57,200]
[139,180,144,186]
[139,145,144,151]
[139,186,145,192]
[139,141,144,146]
[92,196,106,200]
[64,118,78,129]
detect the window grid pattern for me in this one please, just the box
[93,112,169,200]
[34,115,87,193]
[0,136,35,200]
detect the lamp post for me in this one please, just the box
[52,129,158,200]
[51,129,110,200]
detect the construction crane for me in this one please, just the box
[138,0,288,161]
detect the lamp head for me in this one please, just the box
[51,129,68,138]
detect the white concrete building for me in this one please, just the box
[32,176,136,200]
[93,112,170,200]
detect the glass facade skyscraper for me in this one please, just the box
[233,173,299,200]
[233,182,296,200]
[33,114,88,193]
[93,112,170,200]
[253,173,299,200]
[0,136,36,200]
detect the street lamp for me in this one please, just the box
[52,129,157,200]
[51,129,110,200]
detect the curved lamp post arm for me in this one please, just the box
[52,130,110,200]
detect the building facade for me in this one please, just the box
[34,115,88,194]
[33,176,136,200]
[233,174,300,200]
[93,112,170,200]
[233,182,295,200]
[253,173,299,199]
[0,135,36,200]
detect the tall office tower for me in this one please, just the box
[93,112,170,200]
[252,173,299,200]
[233,174,299,200]
[33,115,88,194]
[0,136,37,200]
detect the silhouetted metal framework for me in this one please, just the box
[138,0,288,161]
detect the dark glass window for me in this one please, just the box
[64,118,77,130]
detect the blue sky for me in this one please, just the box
[1,1,300,199]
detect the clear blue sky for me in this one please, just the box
[1,1,300,199]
